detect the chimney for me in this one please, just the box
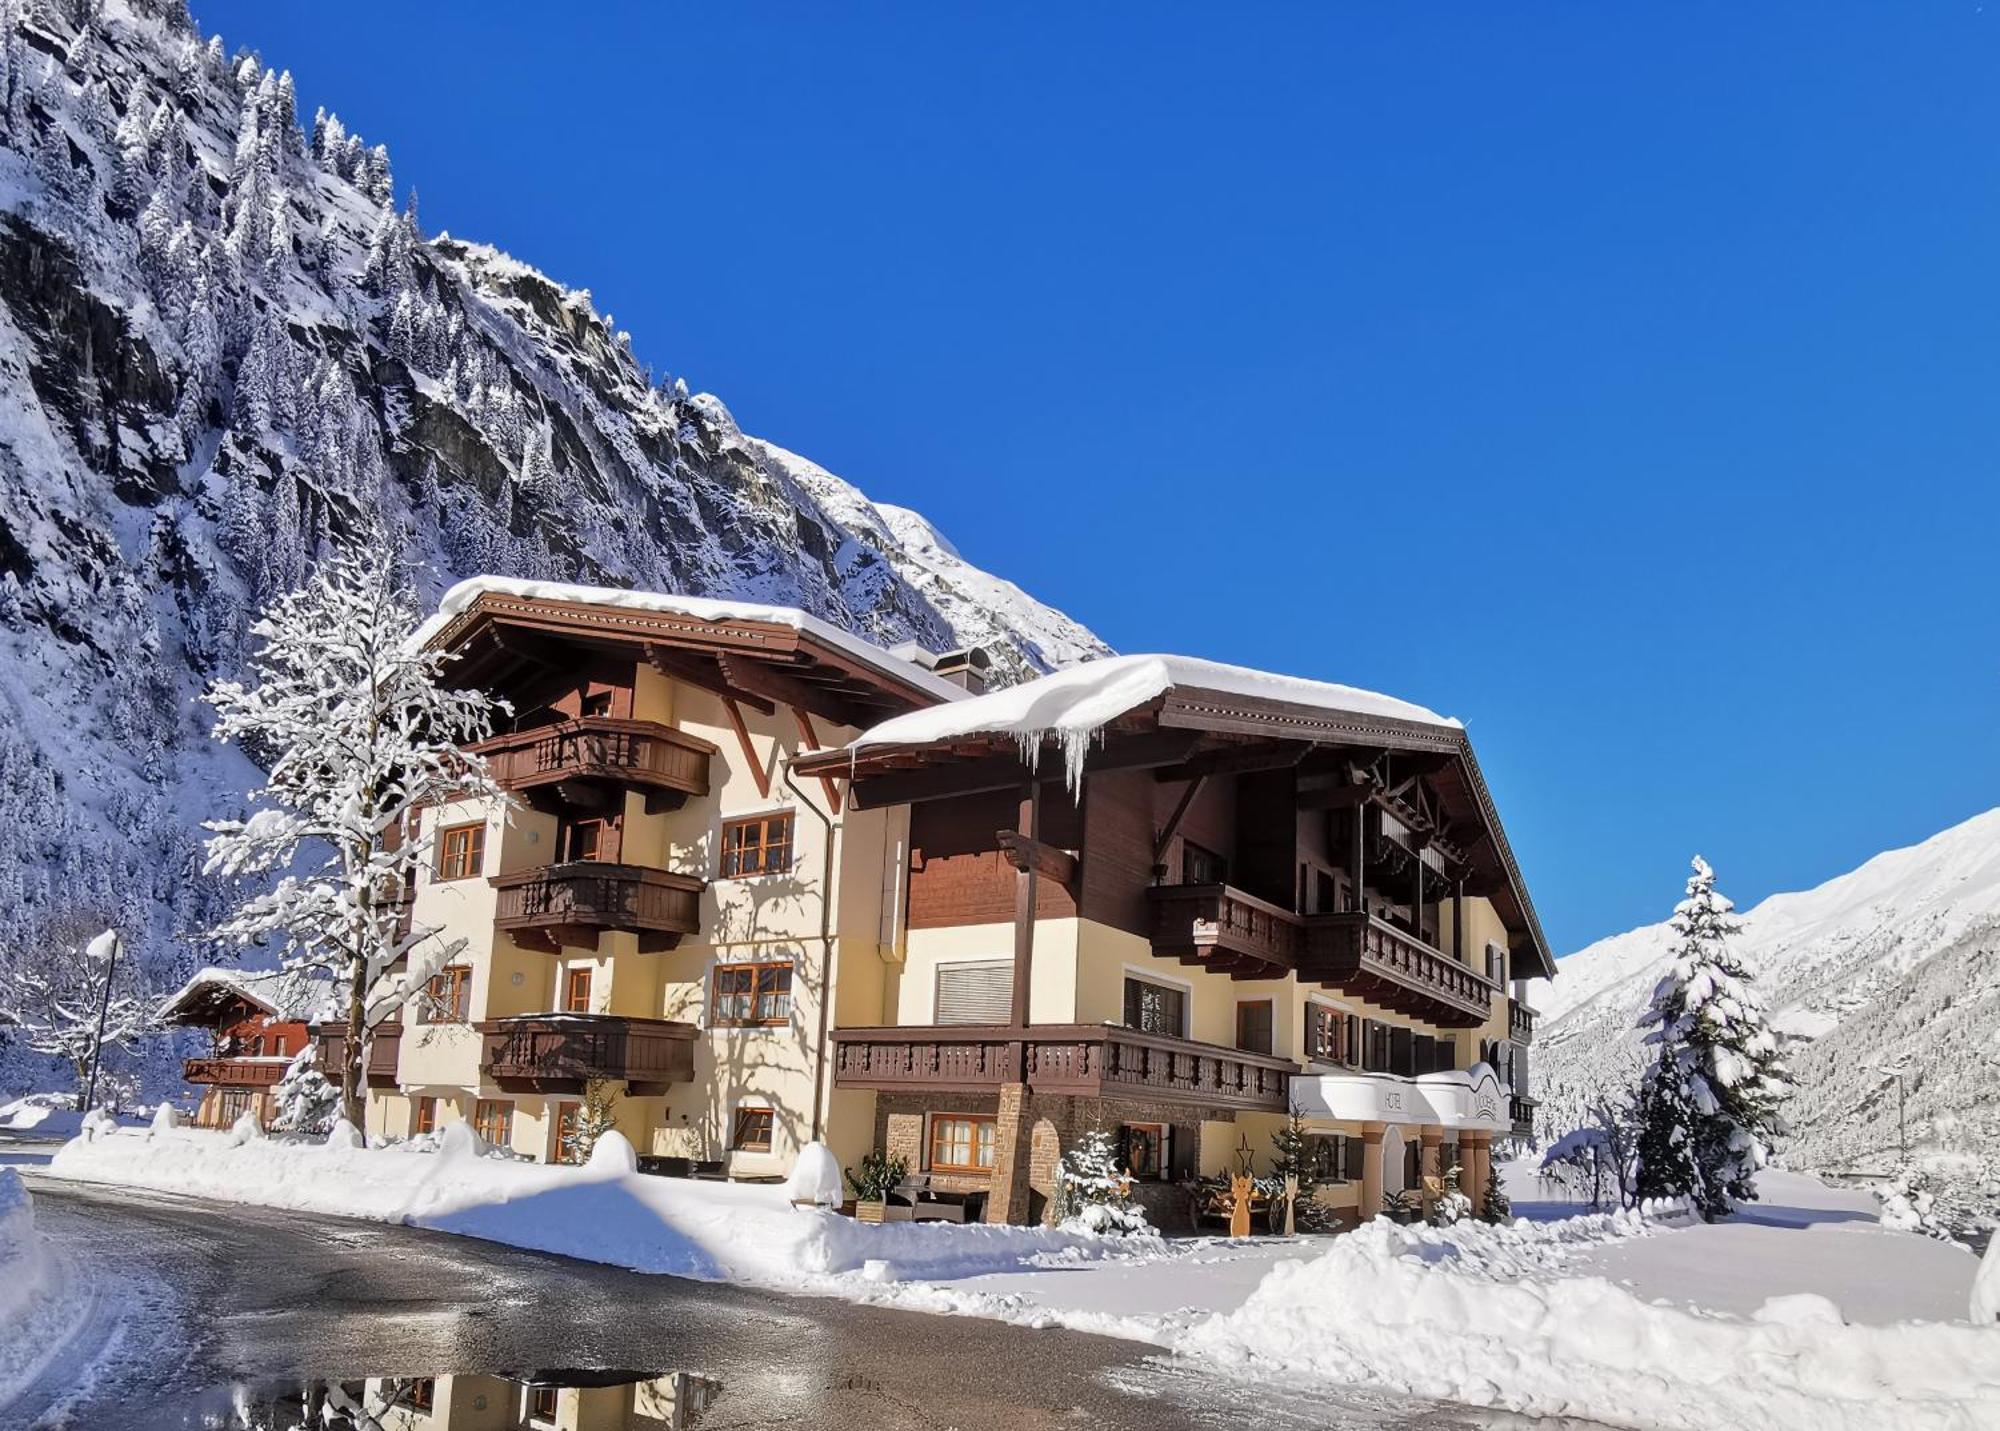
[930,647,991,695]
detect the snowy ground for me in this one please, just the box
[0,1168,95,1411]
[40,1135,2000,1430]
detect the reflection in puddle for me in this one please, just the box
[186,1369,722,1430]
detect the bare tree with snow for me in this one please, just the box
[1635,856,1793,1221]
[202,547,509,1131]
[0,919,150,1108]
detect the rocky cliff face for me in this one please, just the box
[0,0,1107,1094]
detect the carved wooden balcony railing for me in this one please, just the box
[830,1024,1296,1113]
[472,717,716,814]
[311,1021,403,1090]
[182,1057,288,1088]
[493,862,704,953]
[1509,997,1535,1044]
[1146,883,1302,978]
[1509,1093,1538,1139]
[1300,912,1497,1028]
[476,1014,698,1097]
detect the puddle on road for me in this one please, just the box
[162,1368,723,1429]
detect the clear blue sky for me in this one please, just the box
[194,2,2000,955]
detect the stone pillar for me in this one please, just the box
[1419,1127,1444,1215]
[984,1082,1034,1225]
[1463,1133,1490,1212]
[1359,1122,1386,1221]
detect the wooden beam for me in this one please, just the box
[792,708,842,815]
[644,644,777,716]
[997,831,1077,885]
[1152,775,1207,867]
[844,730,1206,810]
[1152,741,1313,783]
[1010,785,1041,1079]
[1296,782,1379,811]
[722,694,771,800]
[718,651,872,730]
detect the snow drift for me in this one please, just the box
[1179,1214,2000,1431]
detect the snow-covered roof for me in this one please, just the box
[157,967,332,1025]
[417,576,970,706]
[847,652,1460,789]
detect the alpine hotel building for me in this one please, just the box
[332,578,1550,1231]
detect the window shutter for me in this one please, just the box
[935,960,1013,1025]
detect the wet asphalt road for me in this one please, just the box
[12,1173,1548,1430]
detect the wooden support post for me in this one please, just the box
[1360,1122,1386,1221]
[1350,802,1366,912]
[722,694,770,800]
[791,708,842,814]
[1412,853,1424,941]
[1452,879,1465,963]
[1420,1127,1444,1215]
[1152,774,1207,874]
[1010,783,1040,1081]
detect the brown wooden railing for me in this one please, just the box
[477,1014,698,1097]
[1509,1093,1538,1137]
[182,1057,287,1088]
[311,1021,403,1089]
[1147,883,1303,976]
[830,1024,1296,1112]
[472,717,715,809]
[493,862,704,953]
[1509,998,1535,1044]
[1301,912,1497,1028]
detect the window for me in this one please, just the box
[1486,943,1507,988]
[554,1101,583,1164]
[1122,1122,1168,1181]
[413,1096,438,1136]
[558,816,605,863]
[928,1114,995,1173]
[527,1383,560,1422]
[248,1034,265,1057]
[580,689,614,718]
[935,960,1013,1025]
[721,813,794,877]
[423,965,471,1023]
[711,961,793,1027]
[1122,976,1186,1038]
[1307,1134,1358,1184]
[400,1379,435,1412]
[563,966,593,1013]
[1235,1000,1274,1055]
[473,1098,513,1147]
[435,822,485,881]
[1304,1004,1345,1063]
[731,1106,774,1152]
[215,1088,254,1129]
[1182,840,1228,885]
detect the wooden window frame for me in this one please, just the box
[472,1097,513,1148]
[1122,974,1188,1039]
[557,815,608,864]
[1235,999,1274,1056]
[402,1379,435,1412]
[1304,1002,1346,1064]
[709,960,794,1028]
[434,821,486,882]
[1121,1121,1169,1181]
[423,965,472,1024]
[731,1105,775,1153]
[413,1095,438,1137]
[562,965,593,1014]
[927,1113,996,1174]
[719,812,795,879]
[553,1101,583,1164]
[1182,839,1228,886]
[526,1383,560,1423]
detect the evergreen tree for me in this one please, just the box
[1634,856,1792,1220]
[1052,1127,1154,1236]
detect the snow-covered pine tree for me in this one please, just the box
[1052,1127,1154,1237]
[270,1044,338,1135]
[1634,856,1792,1220]
[202,547,511,1131]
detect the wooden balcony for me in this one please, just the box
[182,1056,288,1088]
[1510,1093,1538,1140]
[1509,997,1535,1044]
[311,1021,403,1090]
[493,861,704,953]
[1300,912,1497,1029]
[1147,883,1301,978]
[830,1024,1296,1113]
[476,1014,698,1097]
[472,717,716,814]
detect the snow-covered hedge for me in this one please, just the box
[1180,1213,2000,1431]
[47,1127,1144,1289]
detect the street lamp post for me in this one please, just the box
[80,930,123,1116]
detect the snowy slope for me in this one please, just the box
[0,0,1106,1097]
[1531,809,2000,1180]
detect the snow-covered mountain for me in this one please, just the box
[0,0,1106,1094]
[1531,809,2000,1181]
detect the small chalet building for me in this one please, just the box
[160,968,324,1129]
[335,578,971,1174]
[795,654,1553,1229]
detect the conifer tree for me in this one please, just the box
[1634,856,1792,1220]
[1052,1127,1154,1236]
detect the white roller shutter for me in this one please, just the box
[934,960,1013,1025]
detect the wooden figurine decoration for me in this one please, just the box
[1283,1173,1299,1237]
[1229,1172,1253,1239]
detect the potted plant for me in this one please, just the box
[846,1150,909,1224]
